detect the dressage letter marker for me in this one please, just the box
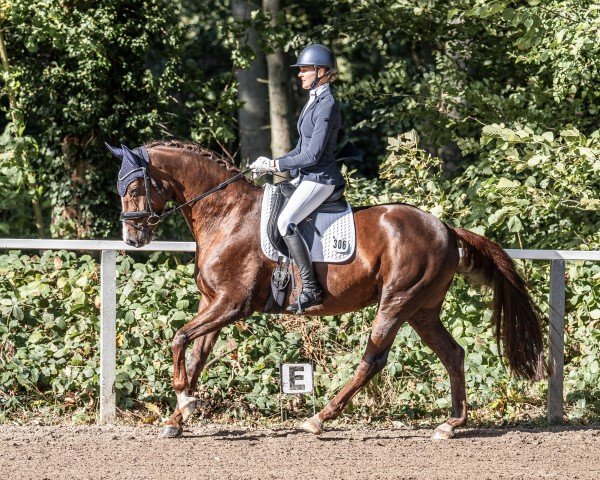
[279,362,316,421]
[281,363,313,394]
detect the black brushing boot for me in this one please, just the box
[283,224,323,313]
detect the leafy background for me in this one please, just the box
[1,131,598,424]
[1,248,598,426]
[0,0,599,425]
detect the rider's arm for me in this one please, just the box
[276,99,336,171]
[272,138,300,171]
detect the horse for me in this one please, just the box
[108,140,546,439]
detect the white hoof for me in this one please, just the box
[432,423,455,440]
[177,394,197,422]
[160,425,183,438]
[299,415,324,435]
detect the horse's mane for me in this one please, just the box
[145,140,249,181]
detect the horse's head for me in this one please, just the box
[106,143,172,247]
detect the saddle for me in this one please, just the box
[266,181,348,258]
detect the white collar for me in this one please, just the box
[309,82,330,97]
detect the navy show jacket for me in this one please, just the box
[276,87,345,186]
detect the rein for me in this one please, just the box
[161,171,247,220]
[120,164,248,231]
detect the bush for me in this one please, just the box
[1,247,598,424]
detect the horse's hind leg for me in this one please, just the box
[408,307,467,440]
[300,336,394,435]
[300,300,407,435]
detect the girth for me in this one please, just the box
[266,181,348,258]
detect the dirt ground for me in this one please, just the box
[0,423,599,480]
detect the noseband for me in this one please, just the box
[119,165,165,232]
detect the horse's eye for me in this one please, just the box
[130,189,140,197]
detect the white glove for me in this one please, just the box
[249,156,274,173]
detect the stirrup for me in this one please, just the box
[286,289,322,313]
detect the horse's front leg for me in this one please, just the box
[162,298,219,435]
[161,329,221,438]
[161,297,243,438]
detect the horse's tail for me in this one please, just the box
[452,227,546,380]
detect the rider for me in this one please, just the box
[249,43,345,313]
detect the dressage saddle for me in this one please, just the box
[266,181,348,259]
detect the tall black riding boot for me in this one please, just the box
[283,225,323,313]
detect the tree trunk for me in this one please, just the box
[262,0,292,160]
[231,0,270,166]
[0,28,20,125]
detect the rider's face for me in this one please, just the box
[298,66,326,90]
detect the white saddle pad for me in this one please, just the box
[260,183,356,263]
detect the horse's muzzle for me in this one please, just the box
[123,221,155,248]
[125,237,148,248]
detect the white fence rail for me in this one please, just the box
[1,238,599,425]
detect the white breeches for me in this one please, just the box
[277,180,335,236]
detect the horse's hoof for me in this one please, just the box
[299,415,324,435]
[160,425,183,438]
[432,423,455,440]
[178,397,197,422]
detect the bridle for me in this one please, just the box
[120,162,247,234]
[119,165,167,231]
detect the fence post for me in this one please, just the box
[100,250,117,423]
[548,259,565,424]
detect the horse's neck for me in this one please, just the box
[153,147,261,241]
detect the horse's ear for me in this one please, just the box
[120,144,142,166]
[105,142,123,158]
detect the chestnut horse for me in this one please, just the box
[111,140,545,439]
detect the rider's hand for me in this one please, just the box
[249,157,277,179]
[249,157,271,171]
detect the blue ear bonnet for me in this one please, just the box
[106,143,151,197]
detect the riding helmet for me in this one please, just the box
[291,44,337,72]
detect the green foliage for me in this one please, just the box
[346,126,599,250]
[320,0,600,173]
[1,1,184,237]
[175,1,242,149]
[2,0,598,237]
[1,0,599,425]
[460,124,600,247]
[0,250,100,416]
[0,0,241,238]
[0,122,43,236]
[1,250,598,423]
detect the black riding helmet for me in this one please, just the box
[291,44,337,89]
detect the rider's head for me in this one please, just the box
[292,44,337,90]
